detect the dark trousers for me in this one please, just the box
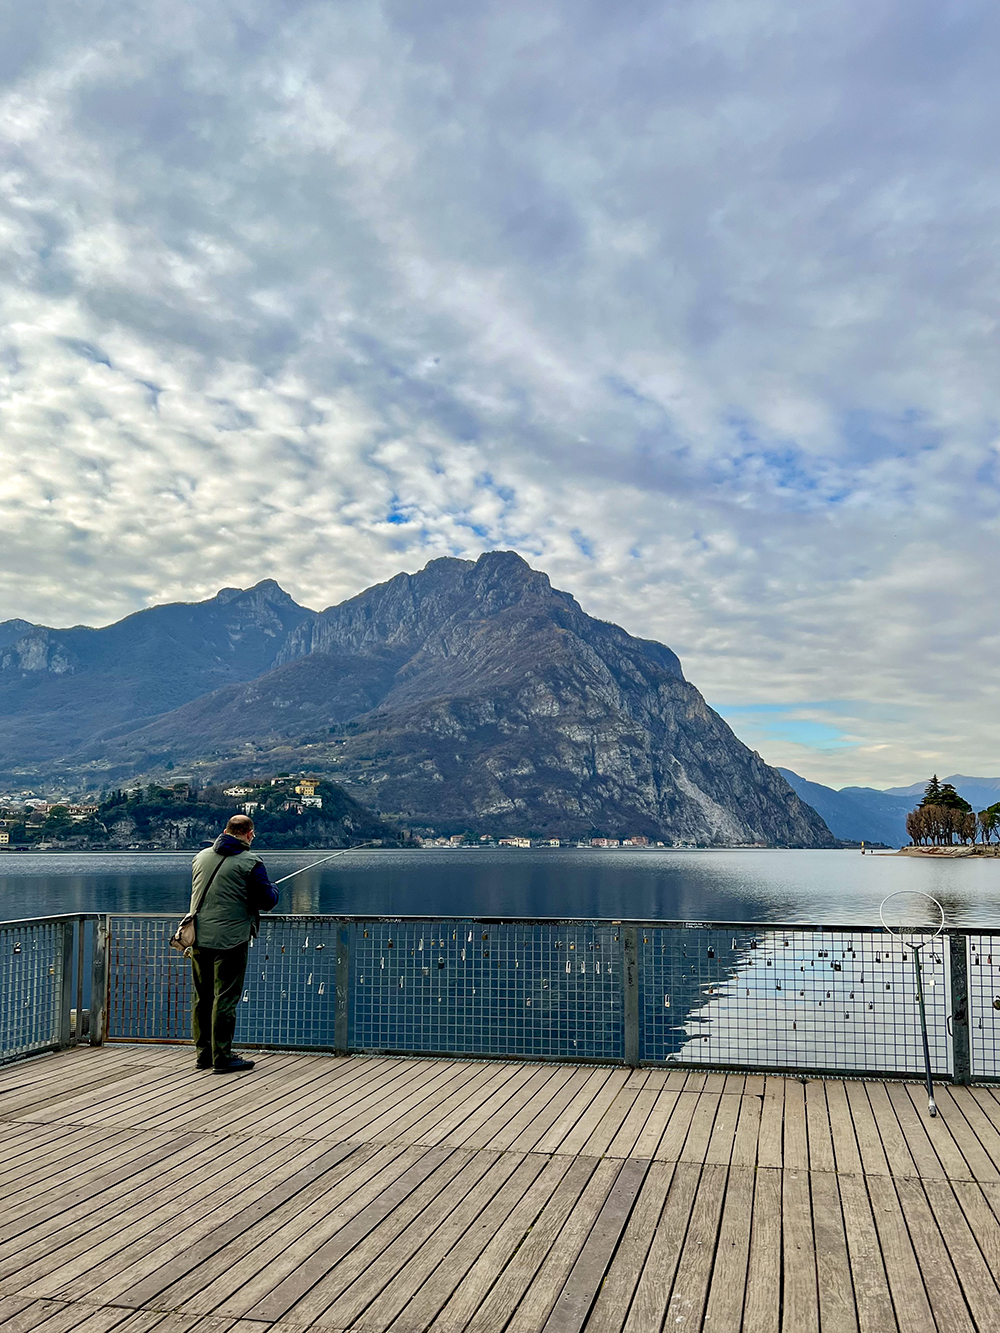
[191,942,249,1065]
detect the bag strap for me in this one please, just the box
[190,851,228,917]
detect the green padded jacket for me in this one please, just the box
[189,834,277,950]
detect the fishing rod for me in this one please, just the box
[272,843,373,886]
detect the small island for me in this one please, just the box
[896,775,1000,856]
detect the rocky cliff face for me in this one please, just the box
[70,552,833,846]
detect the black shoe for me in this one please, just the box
[212,1057,255,1074]
[195,1053,213,1070]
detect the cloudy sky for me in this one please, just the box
[1,0,998,789]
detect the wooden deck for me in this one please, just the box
[3,1048,1000,1333]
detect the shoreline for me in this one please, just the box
[894,844,1000,858]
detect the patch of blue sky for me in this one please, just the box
[571,529,595,559]
[713,702,858,753]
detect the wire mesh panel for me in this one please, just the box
[639,925,952,1076]
[108,916,191,1041]
[0,919,66,1063]
[351,920,623,1060]
[107,915,343,1046]
[242,917,342,1047]
[966,935,1000,1079]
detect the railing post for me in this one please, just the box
[57,920,75,1049]
[949,931,971,1085]
[335,923,350,1056]
[90,916,108,1046]
[624,925,639,1067]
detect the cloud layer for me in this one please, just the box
[1,0,998,786]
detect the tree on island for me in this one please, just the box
[906,775,976,845]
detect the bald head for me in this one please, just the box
[225,814,255,839]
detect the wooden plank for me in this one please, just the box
[584,1162,676,1333]
[325,1061,489,1144]
[533,1069,629,1158]
[180,1053,361,1134]
[0,1301,79,1333]
[0,1063,148,1117]
[883,1082,946,1180]
[837,1174,897,1333]
[55,1140,370,1305]
[651,1091,700,1163]
[948,1087,1000,1168]
[826,1081,863,1176]
[782,1169,819,1333]
[730,1091,763,1167]
[931,1087,1000,1183]
[426,1156,578,1333]
[332,1153,531,1333]
[678,1091,721,1163]
[662,1163,727,1332]
[5,1133,293,1283]
[17,1135,322,1301]
[892,1177,975,1332]
[398,1062,530,1147]
[384,1154,553,1333]
[901,1082,974,1180]
[477,1067,580,1154]
[810,1170,858,1333]
[499,1158,622,1333]
[236,1148,494,1325]
[704,1093,743,1165]
[756,1077,785,1169]
[458,1067,568,1154]
[700,1163,754,1330]
[502,1067,603,1156]
[782,1079,809,1170]
[621,1161,702,1333]
[921,1180,1000,1333]
[951,1180,1000,1297]
[842,1082,889,1176]
[579,1088,644,1159]
[723,1072,746,1095]
[530,1068,626,1157]
[862,1082,917,1178]
[442,1065,557,1152]
[865,1176,936,1333]
[537,1158,649,1333]
[453,1156,598,1333]
[804,1079,836,1173]
[629,1088,679,1160]
[209,1056,400,1137]
[0,1129,141,1211]
[605,1088,659,1159]
[104,1142,401,1310]
[278,1059,462,1141]
[746,1167,784,1333]
[0,1132,206,1245]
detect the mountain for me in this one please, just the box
[884,776,1000,812]
[0,580,315,765]
[778,769,913,847]
[1,552,834,846]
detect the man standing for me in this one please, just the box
[189,813,278,1073]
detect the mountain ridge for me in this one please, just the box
[1,552,833,846]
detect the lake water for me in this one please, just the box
[3,846,1000,926]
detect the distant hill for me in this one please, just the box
[778,770,912,846]
[883,776,1000,813]
[779,770,1000,847]
[0,552,834,847]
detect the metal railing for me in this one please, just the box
[0,914,106,1065]
[4,912,999,1081]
